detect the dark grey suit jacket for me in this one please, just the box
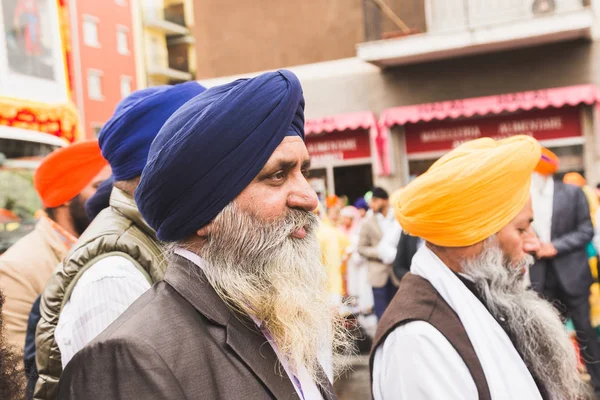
[57,255,336,400]
[530,181,594,297]
[392,232,419,282]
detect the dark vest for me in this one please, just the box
[369,272,492,400]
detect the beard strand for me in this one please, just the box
[461,238,591,400]
[178,202,353,386]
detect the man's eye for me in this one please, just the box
[301,169,310,178]
[271,171,285,181]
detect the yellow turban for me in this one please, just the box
[395,135,541,247]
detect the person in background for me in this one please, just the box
[392,232,422,282]
[358,187,399,320]
[372,136,591,400]
[354,197,369,219]
[376,188,403,269]
[529,148,600,397]
[23,175,113,400]
[84,176,114,221]
[35,82,206,400]
[0,140,108,355]
[317,204,350,307]
[564,172,599,229]
[57,70,351,400]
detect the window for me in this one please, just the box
[120,76,132,98]
[83,16,100,47]
[117,26,129,55]
[87,70,103,100]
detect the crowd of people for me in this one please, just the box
[1,69,600,399]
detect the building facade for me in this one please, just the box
[132,0,196,88]
[69,0,138,138]
[197,0,600,201]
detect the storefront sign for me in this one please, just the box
[305,130,371,164]
[405,107,581,154]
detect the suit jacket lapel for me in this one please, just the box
[165,255,302,399]
[551,180,564,240]
[370,215,383,241]
[316,365,336,400]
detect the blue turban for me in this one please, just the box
[85,176,114,220]
[98,82,206,181]
[135,70,305,242]
[354,198,369,211]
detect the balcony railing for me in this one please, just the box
[164,3,186,27]
[363,0,591,42]
[144,7,190,36]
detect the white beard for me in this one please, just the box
[182,202,353,385]
[461,239,592,400]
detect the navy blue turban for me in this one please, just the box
[98,82,206,181]
[85,176,114,220]
[135,70,305,242]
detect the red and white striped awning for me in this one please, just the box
[380,84,600,127]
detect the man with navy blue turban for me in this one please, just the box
[35,82,205,400]
[57,70,352,400]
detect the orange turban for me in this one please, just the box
[534,147,559,176]
[34,140,108,208]
[563,172,586,188]
[395,135,541,247]
[326,195,339,209]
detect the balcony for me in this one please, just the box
[358,0,595,67]
[147,53,193,82]
[144,7,190,36]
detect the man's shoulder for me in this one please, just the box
[76,281,222,372]
[556,180,583,197]
[92,282,185,339]
[0,226,53,273]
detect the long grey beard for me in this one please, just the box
[461,239,592,400]
[183,202,353,384]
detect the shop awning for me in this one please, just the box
[305,111,378,136]
[380,84,600,127]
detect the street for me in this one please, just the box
[335,355,371,400]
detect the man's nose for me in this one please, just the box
[523,227,541,255]
[287,176,319,212]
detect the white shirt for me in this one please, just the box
[174,248,325,400]
[530,173,554,243]
[56,256,151,367]
[372,321,478,400]
[373,247,542,400]
[376,208,397,234]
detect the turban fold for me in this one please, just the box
[136,70,305,242]
[34,140,108,208]
[534,147,559,176]
[563,172,586,188]
[395,135,541,247]
[98,82,206,181]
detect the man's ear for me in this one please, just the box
[196,222,213,238]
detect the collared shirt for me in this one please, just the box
[530,174,554,243]
[174,247,324,400]
[56,256,151,367]
[376,208,397,234]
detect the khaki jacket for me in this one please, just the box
[0,217,69,352]
[357,214,399,288]
[35,188,165,400]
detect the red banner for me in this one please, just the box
[405,107,581,155]
[306,130,371,164]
